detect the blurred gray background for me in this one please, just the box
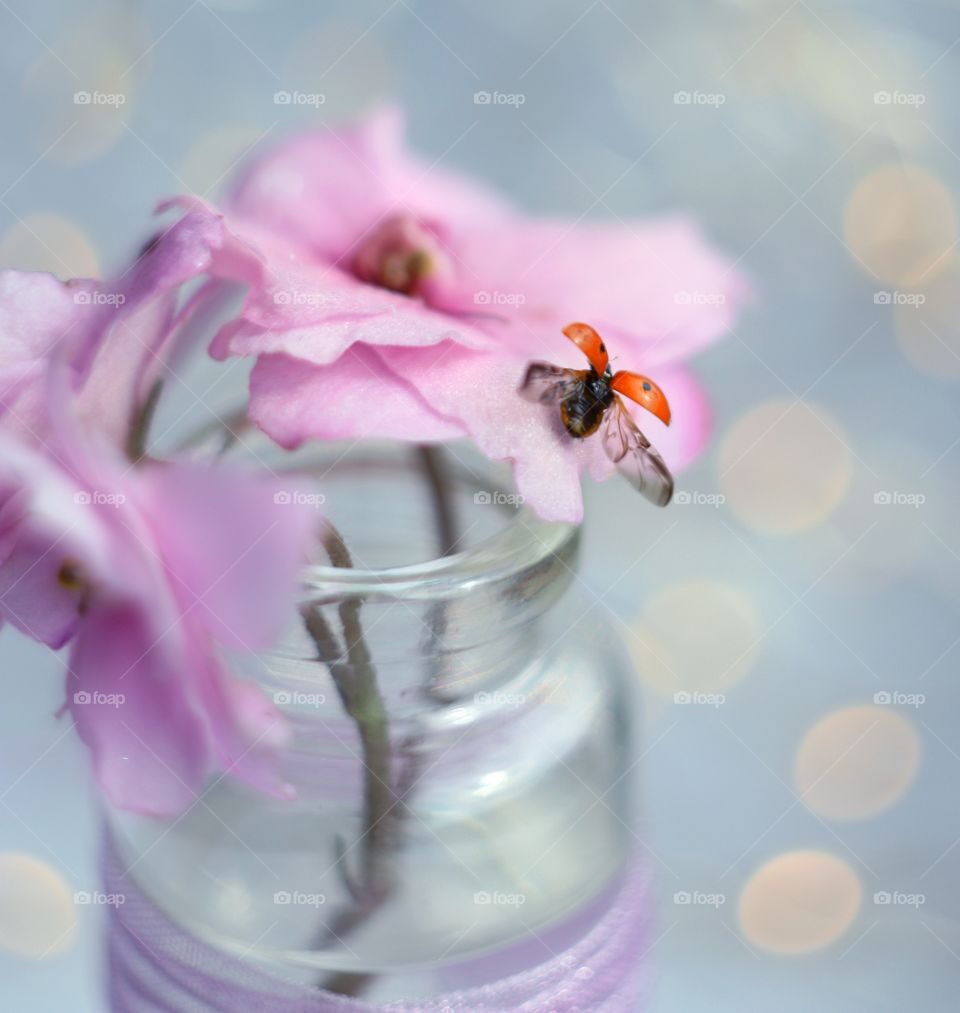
[1,0,959,1009]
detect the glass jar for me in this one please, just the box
[105,440,647,1006]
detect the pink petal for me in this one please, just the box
[131,460,317,651]
[207,228,494,365]
[449,218,750,367]
[249,346,466,449]
[0,523,84,648]
[226,107,512,262]
[0,437,113,646]
[0,272,101,442]
[71,203,265,445]
[379,344,587,523]
[67,601,213,817]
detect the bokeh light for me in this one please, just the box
[0,214,100,279]
[794,705,921,820]
[0,853,76,959]
[19,5,151,165]
[894,258,960,381]
[629,579,762,696]
[718,399,853,535]
[843,165,956,286]
[739,850,861,954]
[282,20,395,119]
[178,127,274,199]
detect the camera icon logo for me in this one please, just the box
[673,91,692,104]
[873,691,892,705]
[73,691,92,705]
[873,491,892,505]
[473,91,492,104]
[274,91,292,105]
[673,891,692,904]
[273,490,292,505]
[673,691,692,705]
[74,91,92,105]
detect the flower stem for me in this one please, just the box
[301,445,459,993]
[126,380,163,463]
[415,445,458,556]
[301,522,399,995]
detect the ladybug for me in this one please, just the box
[519,322,674,506]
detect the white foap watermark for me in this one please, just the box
[673,890,725,908]
[73,691,125,708]
[474,490,524,507]
[74,490,126,508]
[674,491,725,508]
[474,890,526,907]
[874,890,925,908]
[873,491,925,508]
[673,91,726,107]
[674,690,725,709]
[474,690,526,709]
[272,290,331,309]
[74,90,126,107]
[273,890,326,907]
[73,289,126,307]
[674,290,726,306]
[74,890,125,906]
[473,290,526,307]
[274,490,326,508]
[874,291,925,307]
[873,690,925,709]
[473,91,525,107]
[274,90,325,107]
[874,91,926,107]
[273,690,326,708]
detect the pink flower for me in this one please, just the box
[0,205,260,455]
[0,368,316,815]
[191,108,746,522]
[0,271,101,443]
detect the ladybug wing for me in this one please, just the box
[602,396,673,507]
[610,371,671,425]
[562,322,610,375]
[519,362,586,404]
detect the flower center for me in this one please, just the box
[58,559,93,613]
[351,215,443,297]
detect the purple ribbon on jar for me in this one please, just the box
[103,835,654,1012]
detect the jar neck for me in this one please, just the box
[217,437,581,716]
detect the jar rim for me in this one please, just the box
[302,504,578,603]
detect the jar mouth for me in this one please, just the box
[198,419,580,605]
[301,496,578,604]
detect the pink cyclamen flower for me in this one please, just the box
[186,108,746,521]
[0,361,315,816]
